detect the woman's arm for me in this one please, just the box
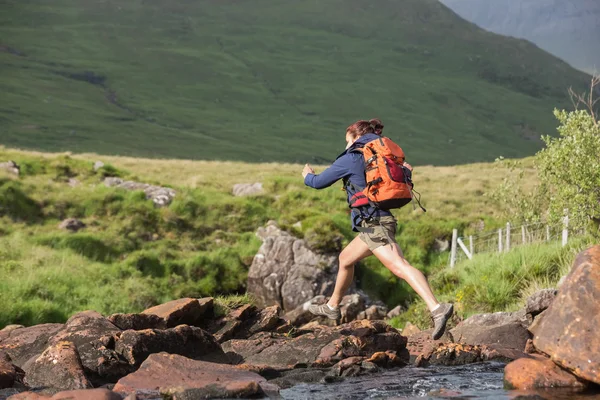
[303,155,351,189]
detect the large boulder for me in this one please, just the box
[0,324,64,368]
[247,222,338,311]
[23,341,92,391]
[450,310,530,351]
[113,352,273,398]
[504,354,588,390]
[104,177,176,207]
[529,245,600,385]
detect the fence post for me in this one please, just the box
[522,225,526,244]
[546,225,551,242]
[469,235,474,256]
[505,222,511,252]
[498,229,503,253]
[450,229,458,268]
[562,212,569,247]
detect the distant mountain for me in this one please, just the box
[0,0,591,165]
[439,0,600,74]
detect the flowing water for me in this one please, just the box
[281,362,600,400]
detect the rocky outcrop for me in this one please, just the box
[104,177,176,207]
[450,310,530,351]
[528,245,600,385]
[9,389,122,400]
[0,161,19,176]
[504,354,588,390]
[232,182,264,197]
[58,218,86,232]
[0,324,64,367]
[113,352,272,398]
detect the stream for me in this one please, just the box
[280,362,600,400]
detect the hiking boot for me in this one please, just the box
[308,303,341,320]
[431,303,454,340]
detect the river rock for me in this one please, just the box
[247,222,338,312]
[23,341,92,391]
[107,313,166,331]
[141,297,213,328]
[232,183,264,197]
[450,310,530,351]
[428,343,484,366]
[0,161,19,176]
[58,218,86,232]
[525,288,557,320]
[504,354,588,390]
[9,389,122,400]
[104,178,176,207]
[115,325,224,367]
[530,245,600,385]
[0,324,64,368]
[113,352,273,398]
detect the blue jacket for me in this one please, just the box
[304,133,392,231]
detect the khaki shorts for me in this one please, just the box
[358,216,398,251]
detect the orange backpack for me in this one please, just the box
[347,136,425,212]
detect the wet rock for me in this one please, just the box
[9,389,122,400]
[402,322,421,337]
[113,352,272,398]
[58,218,86,232]
[104,178,176,207]
[329,356,365,376]
[0,161,19,176]
[247,222,338,312]
[0,326,24,333]
[0,324,64,368]
[525,288,557,320]
[232,182,264,197]
[386,305,403,319]
[23,341,92,391]
[115,325,224,367]
[481,344,528,362]
[366,350,407,368]
[530,245,600,385]
[46,311,124,383]
[269,368,328,389]
[450,310,530,351]
[107,313,166,331]
[405,330,447,365]
[141,297,213,328]
[428,343,483,366]
[360,360,379,373]
[504,354,588,390]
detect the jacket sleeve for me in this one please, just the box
[304,155,351,189]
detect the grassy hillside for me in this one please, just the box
[0,0,591,165]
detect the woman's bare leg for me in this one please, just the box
[327,236,373,308]
[371,243,439,311]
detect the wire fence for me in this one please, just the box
[448,216,583,267]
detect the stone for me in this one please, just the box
[525,288,557,320]
[365,305,387,321]
[104,178,176,207]
[530,245,600,385]
[283,296,326,327]
[433,238,449,253]
[450,310,530,351]
[115,325,224,367]
[142,297,213,328]
[406,330,447,365]
[481,344,528,362]
[428,343,483,366]
[504,354,588,390]
[58,218,86,232]
[386,305,403,319]
[0,324,64,368]
[0,161,19,176]
[227,304,256,321]
[339,294,365,323]
[9,389,122,400]
[107,313,166,330]
[242,305,283,337]
[269,368,328,389]
[0,326,24,333]
[213,320,241,343]
[93,161,105,171]
[46,311,124,384]
[402,322,421,337]
[247,223,338,312]
[232,182,264,197]
[0,355,17,389]
[113,353,272,398]
[23,341,92,391]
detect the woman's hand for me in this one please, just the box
[403,161,413,172]
[302,163,315,178]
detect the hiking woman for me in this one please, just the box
[302,119,453,340]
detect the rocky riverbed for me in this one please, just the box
[0,246,599,400]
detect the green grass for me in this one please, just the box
[0,0,591,165]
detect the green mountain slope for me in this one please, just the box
[0,0,591,165]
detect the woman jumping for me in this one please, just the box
[302,119,453,340]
